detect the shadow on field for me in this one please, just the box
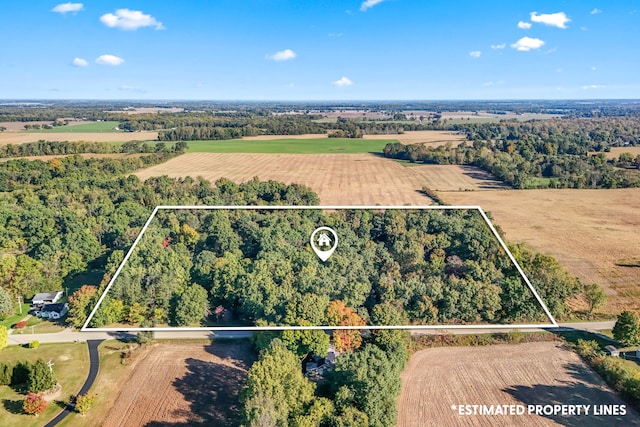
[504,361,639,426]
[145,340,256,427]
[2,399,23,415]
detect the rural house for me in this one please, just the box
[37,303,69,320]
[31,291,63,306]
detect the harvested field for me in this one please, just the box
[438,189,640,312]
[241,130,466,146]
[398,341,639,426]
[0,131,158,144]
[0,120,91,131]
[135,153,505,205]
[100,341,255,427]
[589,147,640,160]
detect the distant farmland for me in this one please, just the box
[439,188,640,312]
[136,151,505,205]
[185,138,395,154]
[23,120,121,133]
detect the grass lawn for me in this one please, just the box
[0,304,30,329]
[57,340,147,426]
[185,138,397,154]
[24,121,121,133]
[10,318,66,335]
[0,342,89,427]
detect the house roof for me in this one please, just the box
[605,345,618,352]
[41,303,66,313]
[32,291,62,302]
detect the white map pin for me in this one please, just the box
[310,226,338,262]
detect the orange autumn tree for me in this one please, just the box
[327,300,365,352]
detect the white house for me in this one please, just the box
[37,303,68,320]
[32,291,63,306]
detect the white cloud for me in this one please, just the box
[51,3,83,14]
[469,51,481,58]
[119,85,144,92]
[100,9,164,31]
[491,43,506,49]
[511,37,545,51]
[530,11,570,28]
[266,49,297,61]
[95,54,125,66]
[72,57,88,67]
[361,0,385,11]
[582,84,603,90]
[483,80,505,87]
[333,77,353,87]
[591,8,602,15]
[591,66,597,71]
[518,21,532,29]
[328,33,343,38]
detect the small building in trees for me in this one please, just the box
[31,291,63,306]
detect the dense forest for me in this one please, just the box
[84,207,579,329]
[383,116,640,189]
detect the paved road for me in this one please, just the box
[43,340,104,427]
[7,322,615,346]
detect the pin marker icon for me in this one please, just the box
[310,226,338,262]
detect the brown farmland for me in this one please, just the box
[100,341,255,427]
[398,341,639,426]
[242,130,466,146]
[439,189,640,312]
[135,153,505,205]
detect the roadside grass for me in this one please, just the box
[23,121,121,133]
[0,342,89,427]
[10,318,66,335]
[184,138,397,154]
[57,340,134,427]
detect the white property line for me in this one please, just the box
[82,206,559,331]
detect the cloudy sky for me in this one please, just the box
[1,1,638,100]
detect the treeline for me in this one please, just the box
[0,140,184,159]
[111,113,432,141]
[383,116,640,188]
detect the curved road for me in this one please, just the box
[43,339,104,427]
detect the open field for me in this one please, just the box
[589,147,640,160]
[438,188,640,313]
[0,131,158,145]
[185,138,395,154]
[0,120,92,132]
[23,121,121,133]
[363,130,466,146]
[398,341,639,426]
[93,341,255,427]
[0,342,89,427]
[136,153,505,205]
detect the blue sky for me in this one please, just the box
[1,1,638,100]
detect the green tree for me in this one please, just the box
[75,392,96,415]
[0,325,8,352]
[584,283,607,314]
[282,326,330,359]
[612,311,640,346]
[67,285,97,328]
[174,284,209,326]
[27,359,56,393]
[243,339,315,426]
[0,287,13,319]
[23,392,47,416]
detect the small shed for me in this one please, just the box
[32,291,63,306]
[605,345,619,357]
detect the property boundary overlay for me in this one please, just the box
[81,206,559,331]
